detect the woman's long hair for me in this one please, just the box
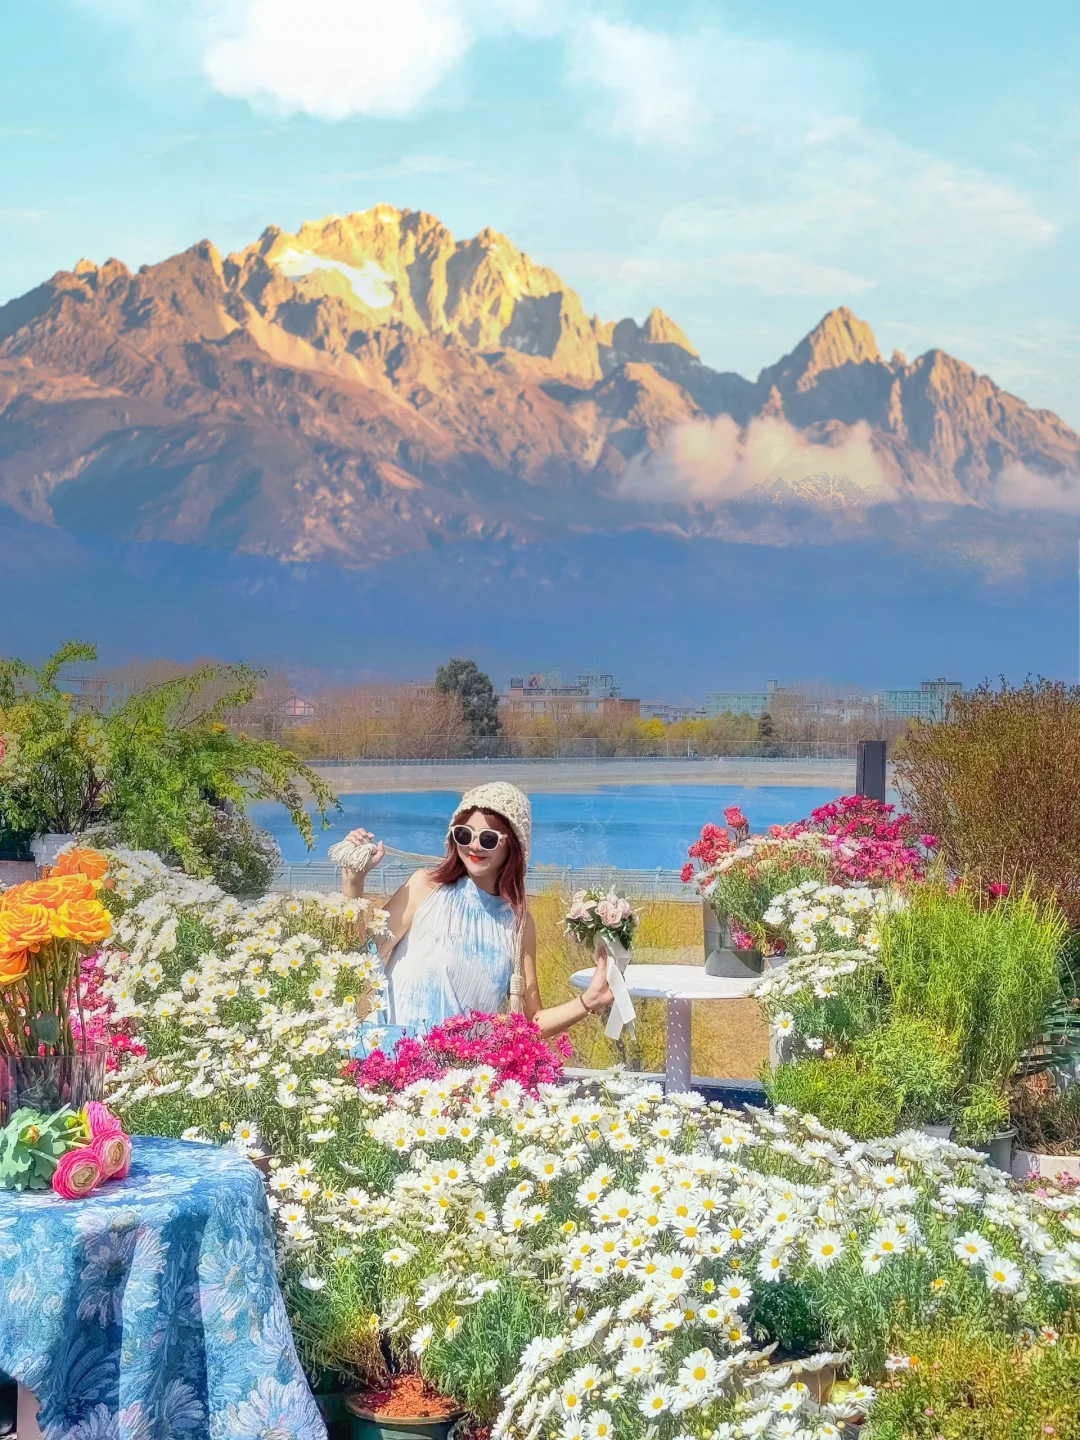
[429,807,528,924]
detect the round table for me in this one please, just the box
[571,963,759,1093]
[0,1135,325,1440]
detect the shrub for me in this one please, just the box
[855,1016,961,1128]
[879,881,1067,1140]
[190,806,282,897]
[763,1055,904,1138]
[866,1324,1080,1440]
[1013,1077,1080,1156]
[895,677,1080,925]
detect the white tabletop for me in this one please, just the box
[570,964,758,1002]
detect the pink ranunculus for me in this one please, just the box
[52,1148,102,1199]
[90,1131,132,1180]
[84,1102,124,1138]
[596,899,624,928]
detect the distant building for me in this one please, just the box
[504,668,640,718]
[54,663,119,713]
[706,680,781,718]
[883,678,964,722]
[282,692,318,720]
[640,701,707,724]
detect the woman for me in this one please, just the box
[341,782,613,1039]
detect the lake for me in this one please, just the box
[251,784,848,870]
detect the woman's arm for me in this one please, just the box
[367,870,433,959]
[522,913,614,1039]
[339,827,434,960]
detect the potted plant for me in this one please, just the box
[1011,1075,1080,1182]
[344,1375,462,1440]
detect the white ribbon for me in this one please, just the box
[596,934,636,1041]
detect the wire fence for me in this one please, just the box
[272,859,695,900]
[310,743,863,764]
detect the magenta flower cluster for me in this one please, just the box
[346,1010,573,1095]
[789,795,938,884]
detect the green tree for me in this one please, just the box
[756,710,781,757]
[435,658,502,739]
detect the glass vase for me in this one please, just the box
[0,1045,107,1122]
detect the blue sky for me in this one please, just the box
[3,0,1079,423]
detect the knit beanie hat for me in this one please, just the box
[455,782,532,862]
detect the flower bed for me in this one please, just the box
[54,846,1080,1436]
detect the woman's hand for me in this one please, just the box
[340,828,385,899]
[343,828,385,874]
[581,954,614,1015]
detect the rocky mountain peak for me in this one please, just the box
[759,306,884,396]
[640,307,698,356]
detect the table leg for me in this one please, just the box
[17,1384,43,1440]
[665,999,693,1093]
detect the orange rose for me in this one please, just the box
[50,898,112,946]
[0,940,28,985]
[0,902,54,951]
[48,849,109,884]
[15,875,96,910]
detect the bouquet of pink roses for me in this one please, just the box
[564,888,639,952]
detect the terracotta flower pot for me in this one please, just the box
[345,1377,462,1440]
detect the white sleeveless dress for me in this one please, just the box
[384,876,516,1032]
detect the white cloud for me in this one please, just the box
[76,0,558,118]
[618,125,1055,301]
[566,16,870,148]
[619,415,893,506]
[991,462,1080,514]
[201,0,472,120]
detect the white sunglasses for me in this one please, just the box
[448,824,507,851]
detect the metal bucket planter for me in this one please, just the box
[975,1129,1016,1173]
[702,905,764,981]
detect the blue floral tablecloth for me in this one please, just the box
[0,1136,326,1440]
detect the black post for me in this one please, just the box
[856,740,887,802]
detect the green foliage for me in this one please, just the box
[855,1016,961,1127]
[955,1081,1013,1147]
[0,641,109,833]
[420,1275,555,1417]
[434,658,501,739]
[0,1106,83,1190]
[896,676,1080,927]
[865,1324,1080,1440]
[764,1056,904,1139]
[879,880,1066,1125]
[749,1279,824,1358]
[186,806,282,897]
[0,643,338,887]
[708,857,835,948]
